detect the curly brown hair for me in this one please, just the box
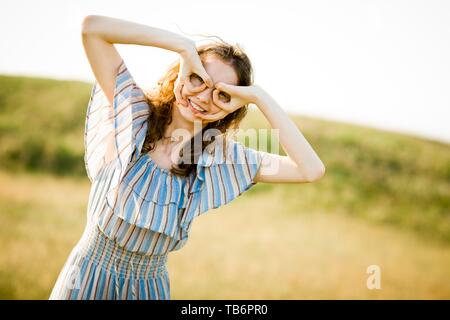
[141,37,254,178]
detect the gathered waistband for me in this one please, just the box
[78,225,168,280]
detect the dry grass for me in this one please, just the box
[1,170,449,299]
[170,188,450,299]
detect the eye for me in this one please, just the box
[218,91,231,103]
[189,73,204,87]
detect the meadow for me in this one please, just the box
[0,74,449,299]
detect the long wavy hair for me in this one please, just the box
[141,37,254,177]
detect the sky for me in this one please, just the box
[1,0,449,143]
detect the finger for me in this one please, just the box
[178,83,187,105]
[189,83,207,94]
[199,72,214,88]
[185,76,205,93]
[173,81,181,103]
[212,89,233,112]
[214,81,235,95]
[214,81,225,91]
[174,81,187,106]
[180,83,187,101]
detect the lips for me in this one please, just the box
[187,98,207,114]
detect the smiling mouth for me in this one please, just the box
[187,98,208,114]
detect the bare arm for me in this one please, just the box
[81,14,196,106]
[252,87,326,183]
[209,80,326,184]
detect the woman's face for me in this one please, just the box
[175,54,238,124]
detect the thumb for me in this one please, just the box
[215,82,236,94]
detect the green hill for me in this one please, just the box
[0,73,449,243]
[0,74,91,176]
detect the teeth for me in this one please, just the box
[189,99,206,112]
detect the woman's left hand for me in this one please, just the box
[201,82,262,122]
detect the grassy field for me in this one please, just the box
[0,73,449,299]
[1,169,450,299]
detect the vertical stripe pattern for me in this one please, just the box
[49,224,170,300]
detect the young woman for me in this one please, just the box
[49,15,325,300]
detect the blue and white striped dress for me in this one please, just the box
[49,58,265,300]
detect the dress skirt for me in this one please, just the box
[49,223,170,300]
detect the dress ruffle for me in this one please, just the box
[101,135,264,242]
[179,136,265,238]
[104,154,192,240]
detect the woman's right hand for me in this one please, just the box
[174,44,214,107]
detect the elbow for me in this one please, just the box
[81,15,101,35]
[306,163,326,182]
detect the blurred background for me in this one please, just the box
[0,0,449,299]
